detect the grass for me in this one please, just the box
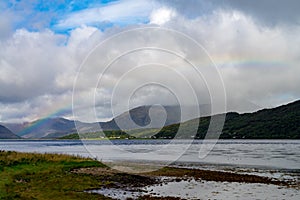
[0,151,294,199]
[0,151,110,200]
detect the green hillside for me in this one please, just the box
[60,100,300,140]
[59,130,136,139]
[154,100,300,139]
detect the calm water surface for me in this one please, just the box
[1,139,299,170]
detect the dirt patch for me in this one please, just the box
[77,166,298,199]
[145,167,289,186]
[73,167,117,176]
[73,165,293,188]
[73,167,158,188]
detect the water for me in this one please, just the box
[0,139,299,170]
[2,139,299,199]
[144,178,300,200]
[89,179,300,200]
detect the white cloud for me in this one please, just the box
[150,7,176,25]
[55,0,157,30]
[0,26,104,122]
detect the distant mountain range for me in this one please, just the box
[0,100,299,139]
[0,125,20,139]
[62,100,300,140]
[1,105,197,139]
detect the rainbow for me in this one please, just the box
[18,105,72,137]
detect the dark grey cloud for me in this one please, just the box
[224,0,300,26]
[162,0,300,26]
[161,0,216,18]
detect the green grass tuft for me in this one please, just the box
[0,151,110,200]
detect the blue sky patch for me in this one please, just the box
[4,0,153,34]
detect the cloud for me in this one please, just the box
[72,8,300,122]
[162,0,300,27]
[0,29,67,102]
[0,25,101,121]
[184,10,300,108]
[150,7,177,25]
[0,13,13,40]
[1,1,300,122]
[0,92,73,123]
[223,0,300,26]
[54,0,157,30]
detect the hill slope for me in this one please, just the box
[13,118,77,139]
[154,100,300,139]
[0,125,20,139]
[0,105,185,138]
[2,100,300,139]
[61,100,300,140]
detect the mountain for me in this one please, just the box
[62,100,300,140]
[15,118,77,139]
[3,100,299,139]
[99,104,211,130]
[153,100,300,139]
[0,122,28,135]
[0,105,199,139]
[0,125,20,139]
[99,105,181,130]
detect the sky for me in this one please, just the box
[0,0,300,123]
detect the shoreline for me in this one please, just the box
[75,162,300,199]
[0,151,299,199]
[74,165,291,186]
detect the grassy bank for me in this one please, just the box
[0,151,295,200]
[0,151,110,200]
[0,151,168,200]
